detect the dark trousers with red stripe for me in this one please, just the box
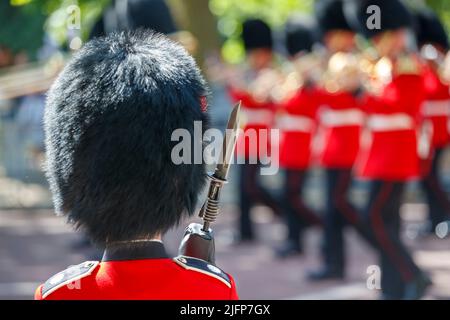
[282,169,323,248]
[364,181,424,298]
[322,168,365,274]
[422,148,450,229]
[239,162,280,240]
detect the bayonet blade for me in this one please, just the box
[214,101,241,180]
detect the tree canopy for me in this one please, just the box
[3,0,450,63]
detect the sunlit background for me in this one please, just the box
[1,0,450,300]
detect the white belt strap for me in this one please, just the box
[367,113,414,131]
[320,108,365,127]
[276,114,314,132]
[421,100,450,117]
[243,108,273,126]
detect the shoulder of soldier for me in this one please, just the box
[35,261,100,300]
[172,255,234,289]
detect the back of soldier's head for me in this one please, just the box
[242,19,273,52]
[44,30,209,245]
[315,0,355,52]
[285,16,318,58]
[344,0,413,39]
[414,8,449,53]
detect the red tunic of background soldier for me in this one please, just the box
[307,0,365,281]
[272,16,323,258]
[346,0,431,300]
[414,9,450,233]
[35,31,238,300]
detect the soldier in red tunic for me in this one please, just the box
[414,9,450,234]
[308,0,366,281]
[227,19,281,242]
[35,31,238,300]
[273,17,323,257]
[346,0,432,299]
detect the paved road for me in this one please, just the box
[1,204,450,300]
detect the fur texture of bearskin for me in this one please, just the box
[44,30,209,244]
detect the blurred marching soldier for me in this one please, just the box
[346,0,431,299]
[273,17,323,257]
[35,31,238,299]
[227,19,281,242]
[414,9,450,234]
[308,0,366,280]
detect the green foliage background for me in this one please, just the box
[1,0,109,58]
[209,0,314,63]
[427,0,450,33]
[210,0,450,63]
[0,1,46,58]
[2,0,450,62]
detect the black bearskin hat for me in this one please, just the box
[344,0,413,39]
[315,0,352,37]
[242,19,273,51]
[126,0,178,34]
[285,16,317,57]
[89,0,177,39]
[414,9,449,51]
[44,31,209,244]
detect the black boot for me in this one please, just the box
[403,274,432,300]
[274,241,303,259]
[307,267,344,281]
[380,292,403,300]
[232,231,255,245]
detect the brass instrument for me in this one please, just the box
[358,52,393,96]
[329,49,423,96]
[348,53,413,95]
[0,54,65,101]
[320,51,363,94]
[246,67,285,103]
[442,52,450,84]
[268,53,325,103]
[292,52,325,85]
[269,69,302,103]
[422,45,450,85]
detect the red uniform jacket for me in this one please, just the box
[34,242,238,300]
[277,86,319,169]
[228,86,275,160]
[421,64,450,148]
[317,90,364,169]
[356,74,426,181]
